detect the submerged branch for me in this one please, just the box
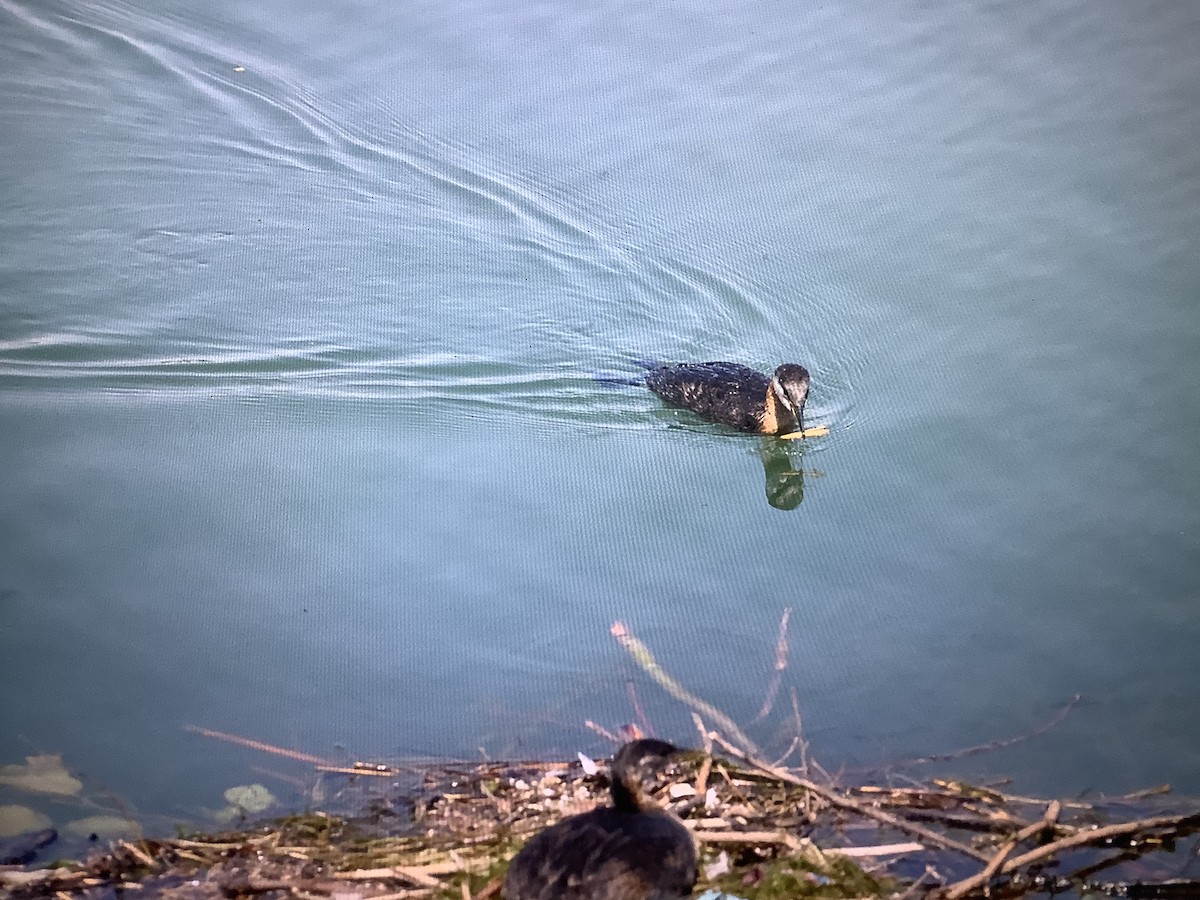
[890,694,1082,769]
[182,725,335,767]
[610,620,762,757]
[754,606,792,721]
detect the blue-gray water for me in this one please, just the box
[2,0,1198,832]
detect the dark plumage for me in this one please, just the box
[502,739,697,900]
[645,362,810,434]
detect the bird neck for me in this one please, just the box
[610,772,648,812]
[762,387,798,434]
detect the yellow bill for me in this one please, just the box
[778,426,829,440]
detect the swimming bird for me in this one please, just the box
[645,361,810,434]
[502,739,697,900]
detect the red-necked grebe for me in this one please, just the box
[645,361,810,434]
[502,739,697,900]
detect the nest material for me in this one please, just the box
[2,749,1197,900]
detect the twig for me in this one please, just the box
[940,812,1200,898]
[315,764,400,777]
[182,725,334,766]
[705,731,992,864]
[994,813,1200,875]
[892,864,949,899]
[1105,784,1172,802]
[172,837,271,850]
[611,621,761,757]
[690,713,711,753]
[944,801,1061,899]
[828,842,925,858]
[898,807,1024,835]
[334,862,461,886]
[755,607,792,721]
[714,762,753,804]
[583,720,623,743]
[788,686,813,776]
[893,873,933,900]
[625,679,655,737]
[117,839,157,868]
[771,735,803,768]
[943,784,1093,810]
[893,695,1082,768]
[690,712,715,801]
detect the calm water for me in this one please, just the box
[2,0,1198,832]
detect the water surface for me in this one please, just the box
[2,0,1198,829]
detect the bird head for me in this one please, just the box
[608,739,684,811]
[770,364,810,429]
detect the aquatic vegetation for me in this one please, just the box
[0,805,52,838]
[213,783,278,823]
[0,755,82,797]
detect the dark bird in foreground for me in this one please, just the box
[502,739,697,900]
[645,361,810,434]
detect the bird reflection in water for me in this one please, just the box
[758,438,822,511]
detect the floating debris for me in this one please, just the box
[0,754,83,797]
[0,805,52,838]
[577,751,599,776]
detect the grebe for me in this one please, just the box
[502,739,697,900]
[645,362,810,434]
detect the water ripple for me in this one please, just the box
[0,0,860,438]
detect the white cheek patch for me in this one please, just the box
[771,380,795,414]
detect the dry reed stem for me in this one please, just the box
[182,725,335,767]
[333,859,479,885]
[583,719,622,743]
[314,764,398,777]
[625,679,654,736]
[827,841,925,858]
[611,621,761,756]
[755,607,792,721]
[116,840,156,868]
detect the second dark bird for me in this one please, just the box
[502,739,697,900]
